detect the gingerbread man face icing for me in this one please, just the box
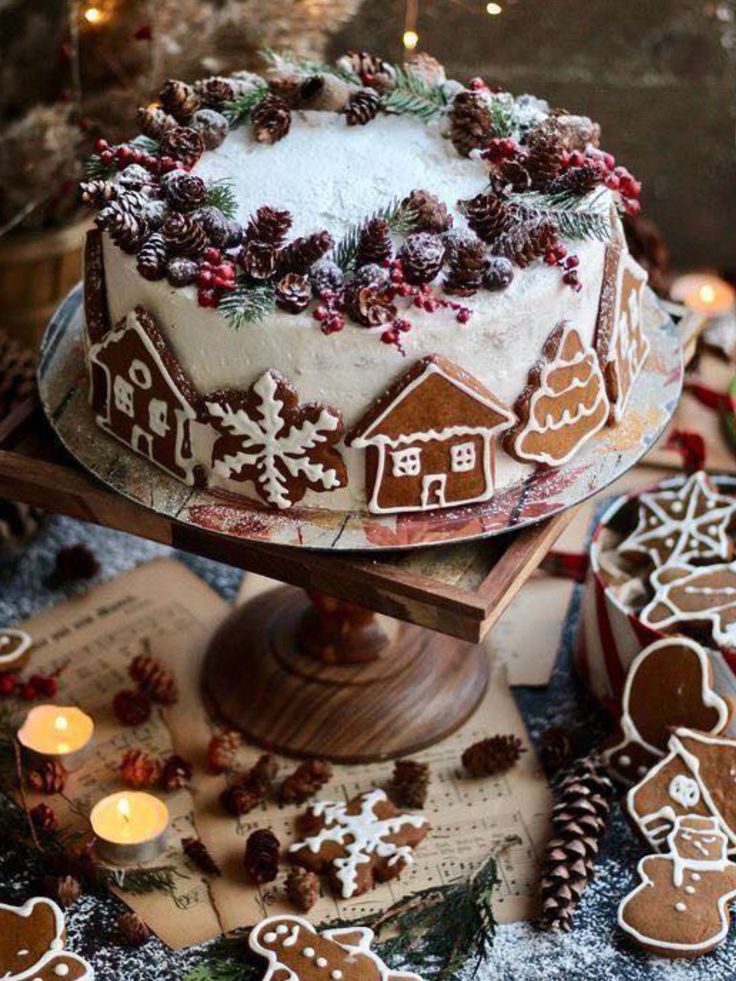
[0,897,93,980]
[249,915,423,981]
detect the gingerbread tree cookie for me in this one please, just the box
[505,321,609,467]
[0,897,93,980]
[205,370,347,510]
[618,816,736,958]
[288,789,429,898]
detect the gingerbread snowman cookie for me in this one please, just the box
[0,897,93,980]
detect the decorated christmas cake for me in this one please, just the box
[80,49,647,515]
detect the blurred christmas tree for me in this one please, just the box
[0,0,361,236]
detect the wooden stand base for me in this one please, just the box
[203,586,489,763]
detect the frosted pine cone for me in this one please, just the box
[459,193,515,244]
[118,165,155,192]
[104,207,148,255]
[462,734,525,776]
[79,179,117,207]
[159,79,200,123]
[390,759,430,808]
[444,238,487,294]
[344,88,381,126]
[129,651,178,705]
[118,912,151,947]
[137,104,178,140]
[548,164,602,197]
[278,231,334,275]
[398,233,445,285]
[182,836,221,876]
[194,76,236,107]
[279,759,332,805]
[191,206,230,247]
[286,866,320,911]
[162,171,207,211]
[27,760,67,795]
[190,109,228,151]
[494,217,558,268]
[136,234,167,282]
[166,257,199,287]
[240,240,278,279]
[162,212,207,259]
[483,256,515,291]
[345,284,397,327]
[120,749,162,788]
[450,90,493,157]
[246,205,293,247]
[404,52,446,86]
[244,828,280,884]
[310,259,344,296]
[275,273,311,312]
[252,94,291,145]
[355,217,392,268]
[525,130,567,189]
[159,127,205,168]
[207,730,242,773]
[113,689,152,727]
[401,188,452,233]
[160,754,193,790]
[338,50,395,92]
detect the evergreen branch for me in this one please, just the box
[261,47,360,84]
[98,864,184,896]
[219,281,275,328]
[381,66,448,122]
[334,198,418,272]
[130,134,160,155]
[489,95,517,139]
[206,179,237,220]
[83,154,116,181]
[222,84,270,126]
[510,188,612,242]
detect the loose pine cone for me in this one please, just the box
[220,782,265,816]
[390,759,430,808]
[167,257,199,287]
[344,87,381,126]
[27,760,67,795]
[113,689,152,727]
[30,802,59,832]
[137,104,178,140]
[401,188,452,233]
[246,205,293,248]
[538,726,575,776]
[159,126,205,168]
[192,205,230,247]
[279,759,332,805]
[310,259,344,296]
[286,866,320,911]
[450,90,493,157]
[190,109,229,151]
[129,651,178,705]
[252,94,291,145]
[182,836,221,876]
[120,749,162,788]
[118,912,151,947]
[548,164,602,197]
[345,284,397,327]
[162,171,208,211]
[79,178,117,207]
[539,754,614,932]
[244,828,280,884]
[136,233,168,282]
[443,237,487,294]
[104,206,149,255]
[0,329,36,418]
[194,76,236,108]
[462,734,525,776]
[44,875,81,908]
[248,754,280,793]
[398,233,445,285]
[160,754,193,790]
[162,212,208,259]
[275,273,311,312]
[459,193,516,244]
[240,240,278,279]
[338,50,396,90]
[278,231,334,275]
[159,79,201,123]
[207,730,242,773]
[0,500,44,555]
[525,130,567,189]
[54,543,99,582]
[355,218,392,268]
[494,217,558,268]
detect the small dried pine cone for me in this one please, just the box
[182,836,221,876]
[159,126,205,168]
[244,828,280,884]
[355,217,392,268]
[137,104,178,140]
[44,874,81,908]
[401,188,452,234]
[277,230,334,276]
[120,748,162,788]
[345,284,397,328]
[160,754,193,790]
[136,233,168,282]
[162,212,208,259]
[275,273,311,313]
[162,171,208,211]
[118,911,151,947]
[390,758,430,809]
[462,734,526,777]
[159,79,201,123]
[443,237,487,295]
[286,866,320,911]
[251,94,291,145]
[279,759,332,805]
[398,233,445,285]
[344,87,381,126]
[220,782,265,816]
[538,726,575,775]
[80,178,117,207]
[190,108,229,151]
[207,730,242,773]
[129,652,178,705]
[194,76,236,107]
[30,802,59,832]
[113,689,152,727]
[245,205,293,247]
[54,543,100,582]
[27,760,67,795]
[240,239,278,279]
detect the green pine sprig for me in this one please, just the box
[222,84,270,126]
[206,179,238,220]
[261,47,360,84]
[489,94,517,139]
[381,66,449,122]
[219,281,275,328]
[83,153,116,181]
[511,188,612,242]
[334,197,419,272]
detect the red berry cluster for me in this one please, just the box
[312,292,346,334]
[562,146,641,216]
[196,248,237,308]
[482,137,518,163]
[380,259,472,350]
[93,138,179,177]
[0,670,61,701]
[544,242,582,292]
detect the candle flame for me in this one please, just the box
[83,6,103,23]
[486,2,503,13]
[117,795,132,823]
[54,714,69,732]
[402,29,419,50]
[699,284,716,305]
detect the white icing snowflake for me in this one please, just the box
[288,789,428,898]
[206,370,345,510]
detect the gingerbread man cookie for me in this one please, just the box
[0,897,93,980]
[0,628,32,674]
[288,789,429,898]
[602,637,732,786]
[618,815,736,958]
[249,916,422,981]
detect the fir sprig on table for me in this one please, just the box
[334,197,418,272]
[222,84,270,126]
[489,95,517,139]
[261,47,360,84]
[206,179,237,220]
[511,188,612,243]
[381,66,449,122]
[219,281,275,328]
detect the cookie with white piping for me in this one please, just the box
[0,896,93,980]
[0,628,32,675]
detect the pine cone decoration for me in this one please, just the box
[54,543,99,581]
[443,237,487,294]
[136,233,168,282]
[118,912,151,947]
[525,131,567,189]
[159,126,205,168]
[538,726,575,775]
[497,156,532,192]
[191,109,229,151]
[207,730,242,773]
[401,189,452,233]
[355,218,392,268]
[538,754,614,932]
[80,179,117,207]
[345,284,397,327]
[240,239,278,279]
[494,218,558,268]
[220,782,265,816]
[279,759,332,805]
[129,651,178,705]
[159,79,201,123]
[275,273,311,312]
[120,749,162,788]
[450,90,493,157]
[339,50,395,90]
[246,206,293,248]
[44,875,81,909]
[30,802,59,832]
[104,207,149,255]
[0,329,35,418]
[166,257,199,287]
[548,165,602,197]
[162,212,208,259]
[113,689,152,727]
[344,87,381,126]
[390,759,430,808]
[398,233,445,285]
[286,866,320,911]
[244,828,280,884]
[27,760,67,795]
[137,104,178,140]
[249,753,280,792]
[161,754,193,790]
[462,734,525,776]
[192,205,230,247]
[195,76,236,107]
[162,171,208,211]
[182,836,221,876]
[252,94,291,145]
[0,500,44,554]
[310,259,344,296]
[459,193,515,244]
[278,231,334,275]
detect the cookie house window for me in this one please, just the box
[113,376,135,417]
[148,398,170,437]
[129,359,153,389]
[451,441,476,472]
[391,447,421,477]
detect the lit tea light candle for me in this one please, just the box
[671,273,736,317]
[91,791,170,865]
[17,705,95,771]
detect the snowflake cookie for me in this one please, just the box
[288,789,429,898]
[205,370,347,510]
[250,915,423,981]
[0,897,93,980]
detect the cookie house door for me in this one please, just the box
[421,474,447,509]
